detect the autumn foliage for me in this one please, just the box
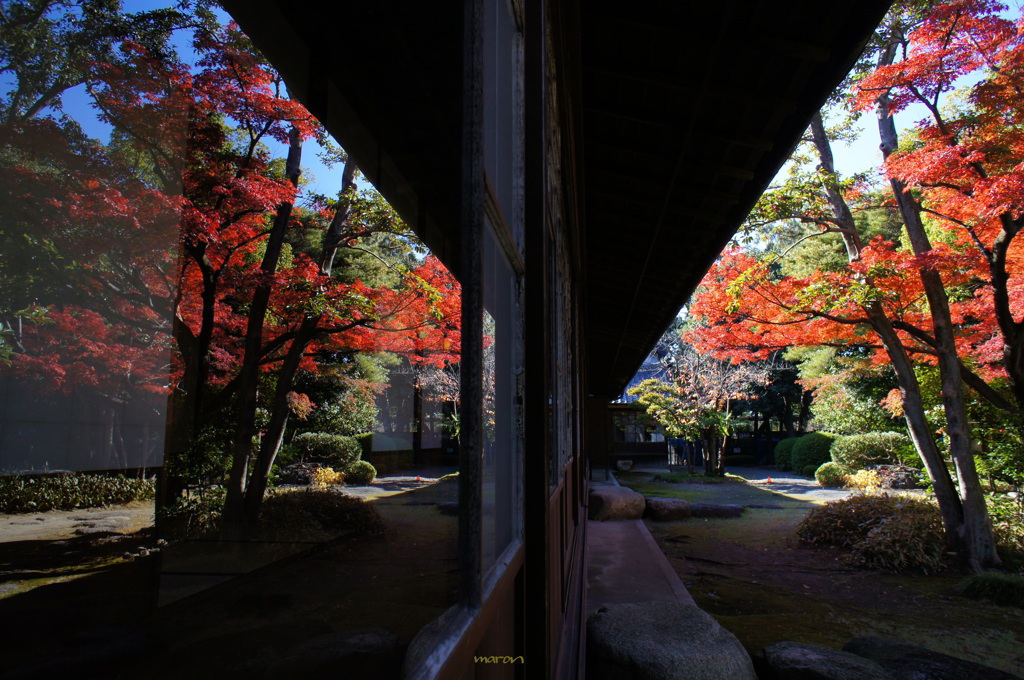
[0,18,460,520]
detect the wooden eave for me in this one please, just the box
[219,0,892,398]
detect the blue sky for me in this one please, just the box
[51,0,347,200]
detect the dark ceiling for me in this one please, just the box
[221,0,890,398]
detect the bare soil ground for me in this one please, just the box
[616,469,1024,676]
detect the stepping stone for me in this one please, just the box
[689,503,745,518]
[587,601,756,680]
[645,497,691,521]
[754,641,894,680]
[843,636,1023,680]
[589,487,645,521]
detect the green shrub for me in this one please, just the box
[989,495,1024,571]
[260,487,385,540]
[956,572,1024,608]
[160,486,386,541]
[774,438,798,471]
[342,460,377,485]
[159,487,225,539]
[792,432,840,475]
[800,464,817,477]
[831,432,911,471]
[724,455,756,466]
[292,432,363,465]
[0,474,155,514]
[815,462,847,487]
[798,494,948,573]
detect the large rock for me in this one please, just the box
[645,497,692,521]
[842,636,1023,680]
[589,486,646,521]
[754,641,894,680]
[587,601,757,680]
[689,503,745,518]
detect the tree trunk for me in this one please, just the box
[796,389,813,433]
[222,126,303,538]
[809,111,968,557]
[239,157,359,525]
[875,83,1000,569]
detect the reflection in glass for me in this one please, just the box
[0,4,460,676]
[481,224,522,578]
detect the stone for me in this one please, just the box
[263,629,402,679]
[645,497,691,521]
[842,636,1023,680]
[587,601,757,680]
[689,503,745,518]
[754,641,894,680]
[589,486,646,521]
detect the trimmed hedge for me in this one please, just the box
[0,474,155,514]
[791,432,840,476]
[292,432,363,465]
[831,432,911,472]
[815,462,846,487]
[342,460,377,485]
[774,438,798,471]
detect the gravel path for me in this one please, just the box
[727,466,855,504]
[0,469,458,543]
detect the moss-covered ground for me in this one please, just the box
[618,469,1024,676]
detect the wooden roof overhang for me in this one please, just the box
[220,0,891,398]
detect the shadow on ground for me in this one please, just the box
[616,468,1024,676]
[0,474,458,679]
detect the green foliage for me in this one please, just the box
[0,474,154,513]
[789,348,902,436]
[292,353,388,438]
[956,572,1024,608]
[159,487,225,539]
[831,432,913,471]
[989,495,1024,571]
[774,438,798,471]
[798,494,947,573]
[815,461,847,487]
[342,460,377,485]
[791,432,840,475]
[625,378,693,440]
[801,464,819,477]
[159,486,386,540]
[292,432,363,466]
[259,488,384,540]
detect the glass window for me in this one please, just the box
[0,5,460,674]
[480,222,523,579]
